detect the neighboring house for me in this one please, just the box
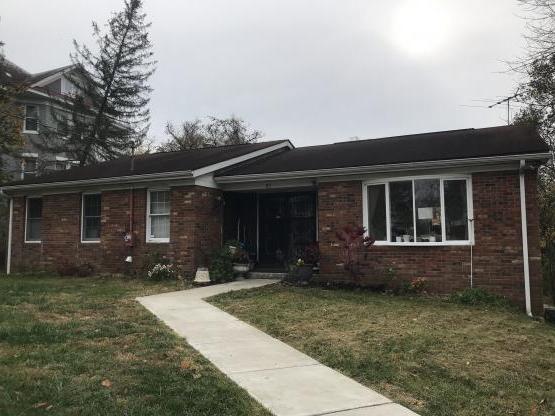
[1,125,550,315]
[0,58,80,180]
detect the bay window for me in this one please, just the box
[147,190,170,242]
[363,176,472,245]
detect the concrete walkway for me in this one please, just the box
[137,280,419,416]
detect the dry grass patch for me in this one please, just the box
[210,283,555,416]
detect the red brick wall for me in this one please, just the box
[10,186,223,277]
[317,171,543,315]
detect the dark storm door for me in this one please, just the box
[258,192,316,267]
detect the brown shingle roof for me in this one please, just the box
[216,125,549,177]
[4,140,290,187]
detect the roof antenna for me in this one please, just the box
[488,89,521,125]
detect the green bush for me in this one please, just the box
[210,246,234,283]
[450,288,509,307]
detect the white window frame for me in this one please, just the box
[146,189,171,243]
[362,174,474,246]
[81,192,101,243]
[23,104,39,134]
[24,197,42,243]
[21,156,39,179]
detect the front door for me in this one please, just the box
[259,192,316,268]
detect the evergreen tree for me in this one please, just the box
[47,0,156,166]
[0,41,24,182]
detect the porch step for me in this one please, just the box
[248,272,287,280]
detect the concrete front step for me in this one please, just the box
[248,272,287,279]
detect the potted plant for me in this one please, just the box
[231,247,250,279]
[194,250,211,284]
[288,243,320,284]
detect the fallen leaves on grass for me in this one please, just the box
[100,379,112,388]
[180,359,203,379]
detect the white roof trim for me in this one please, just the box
[191,140,293,177]
[2,170,194,193]
[31,66,75,88]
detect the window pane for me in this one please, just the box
[150,215,170,239]
[26,105,38,117]
[25,105,38,131]
[367,184,386,240]
[26,218,41,241]
[82,194,101,240]
[24,158,37,173]
[84,194,101,217]
[389,181,414,242]
[444,180,469,240]
[84,217,101,239]
[27,198,42,218]
[150,191,170,214]
[415,179,442,242]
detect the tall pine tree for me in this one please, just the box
[0,41,24,182]
[47,0,156,166]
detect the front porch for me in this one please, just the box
[222,190,318,271]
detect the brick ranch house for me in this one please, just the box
[2,125,550,315]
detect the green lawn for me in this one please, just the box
[0,275,270,416]
[210,283,555,416]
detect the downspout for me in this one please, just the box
[6,197,13,275]
[519,160,533,317]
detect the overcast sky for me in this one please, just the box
[1,0,529,147]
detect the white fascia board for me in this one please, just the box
[25,88,54,99]
[191,141,293,177]
[1,170,194,195]
[215,152,552,184]
[194,174,218,188]
[219,178,316,192]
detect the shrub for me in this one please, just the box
[450,288,509,307]
[409,277,427,293]
[142,252,170,273]
[231,247,250,264]
[335,225,375,282]
[210,246,234,283]
[147,264,177,281]
[302,242,320,265]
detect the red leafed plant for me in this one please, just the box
[335,225,375,282]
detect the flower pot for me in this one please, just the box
[233,263,249,279]
[295,265,313,282]
[194,267,210,284]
